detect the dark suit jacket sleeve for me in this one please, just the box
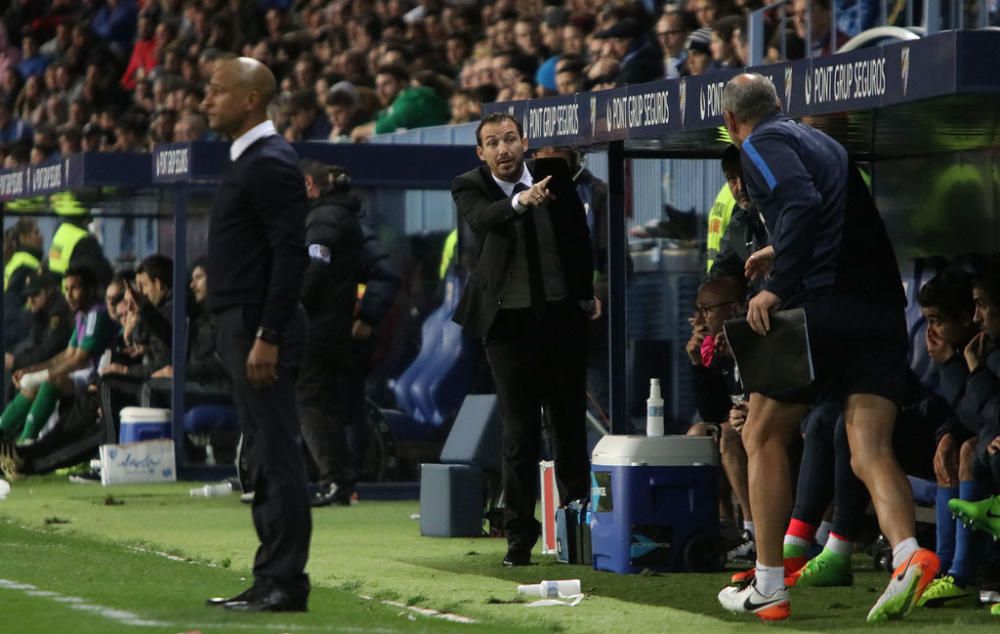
[451,171,518,233]
[248,157,309,333]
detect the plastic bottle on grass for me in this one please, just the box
[190,482,232,497]
[517,579,581,598]
[646,378,664,437]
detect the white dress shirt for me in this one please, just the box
[230,120,278,161]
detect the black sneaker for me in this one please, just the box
[69,469,102,484]
[726,529,757,563]
[311,483,355,508]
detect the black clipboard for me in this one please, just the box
[723,308,815,394]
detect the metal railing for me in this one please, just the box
[748,0,996,66]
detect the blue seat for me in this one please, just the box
[393,273,482,427]
[184,404,239,435]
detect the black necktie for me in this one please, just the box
[512,183,546,317]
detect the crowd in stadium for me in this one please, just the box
[0,0,856,165]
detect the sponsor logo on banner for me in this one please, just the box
[0,170,24,197]
[155,147,190,178]
[901,46,910,96]
[679,79,687,126]
[590,96,597,134]
[805,56,887,106]
[32,163,62,191]
[604,91,669,132]
[784,65,793,109]
[699,81,726,121]
[525,102,580,139]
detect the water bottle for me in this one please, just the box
[646,378,664,437]
[517,579,581,598]
[190,482,233,497]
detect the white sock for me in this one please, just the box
[755,562,784,596]
[815,520,833,547]
[824,532,853,557]
[891,537,919,569]
[743,520,755,538]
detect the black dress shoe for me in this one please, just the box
[206,585,261,607]
[223,588,308,612]
[502,550,532,567]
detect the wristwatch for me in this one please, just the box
[255,326,280,344]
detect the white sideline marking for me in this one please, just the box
[0,577,409,632]
[366,596,477,624]
[0,578,169,627]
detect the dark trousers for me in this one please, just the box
[793,403,867,538]
[484,299,590,554]
[297,337,354,490]
[216,304,311,596]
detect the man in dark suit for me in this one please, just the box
[452,112,599,566]
[202,57,311,612]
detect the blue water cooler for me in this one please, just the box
[590,435,723,573]
[119,407,171,444]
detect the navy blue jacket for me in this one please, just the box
[207,134,309,334]
[740,113,903,307]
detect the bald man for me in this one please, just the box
[203,57,312,612]
[715,73,937,623]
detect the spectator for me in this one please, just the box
[682,27,714,76]
[593,17,664,86]
[16,34,49,80]
[767,28,806,62]
[120,13,159,90]
[711,16,744,68]
[792,0,850,57]
[112,110,148,151]
[561,22,587,58]
[57,125,82,155]
[350,63,449,141]
[0,101,32,145]
[657,9,696,79]
[555,56,586,95]
[0,24,22,76]
[173,112,208,141]
[40,20,73,61]
[324,86,367,141]
[284,89,332,142]
[91,0,140,54]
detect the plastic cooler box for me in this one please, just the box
[590,435,719,573]
[119,407,172,444]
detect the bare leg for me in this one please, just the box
[741,393,809,567]
[843,393,913,546]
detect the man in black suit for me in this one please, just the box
[202,57,311,612]
[452,112,599,566]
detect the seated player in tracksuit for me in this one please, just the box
[0,266,114,449]
[946,261,1000,616]
[914,269,984,607]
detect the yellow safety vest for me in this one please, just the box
[706,184,736,273]
[439,229,458,279]
[3,250,40,291]
[48,222,89,275]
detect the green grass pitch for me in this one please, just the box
[0,476,997,633]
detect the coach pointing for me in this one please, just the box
[203,57,312,612]
[452,113,598,566]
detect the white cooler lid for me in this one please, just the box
[591,435,718,467]
[120,407,172,424]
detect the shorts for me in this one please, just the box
[762,293,908,406]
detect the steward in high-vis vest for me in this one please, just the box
[705,184,736,273]
[4,220,42,292]
[47,197,113,288]
[4,218,43,348]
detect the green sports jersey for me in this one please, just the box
[68,304,115,358]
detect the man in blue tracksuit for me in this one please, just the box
[715,73,938,623]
